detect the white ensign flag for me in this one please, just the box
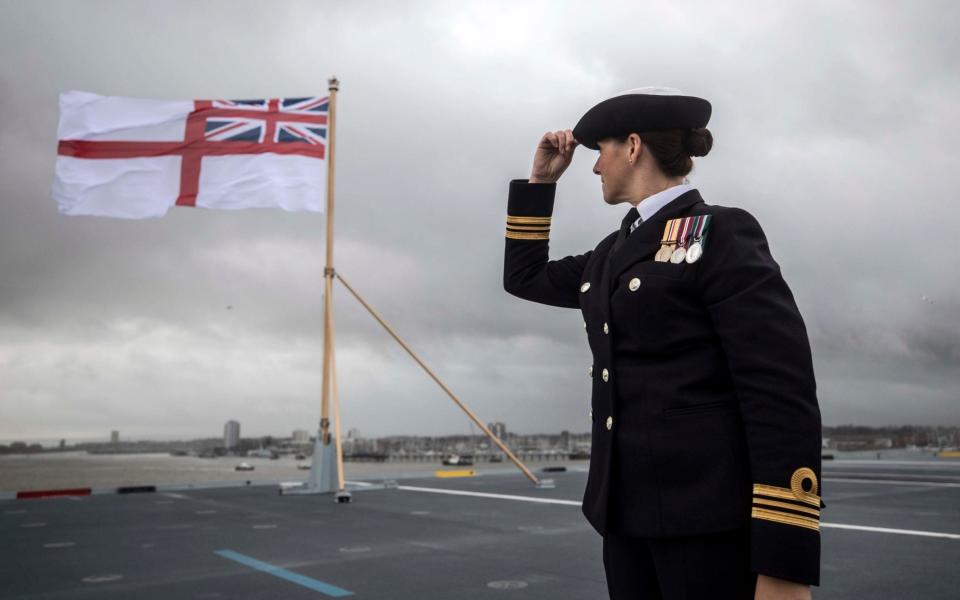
[53,91,329,219]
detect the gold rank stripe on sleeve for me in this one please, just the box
[506,215,551,240]
[751,507,820,532]
[507,224,551,231]
[752,497,821,518]
[752,466,821,508]
[506,215,552,224]
[505,231,550,240]
[750,467,822,532]
[753,483,821,508]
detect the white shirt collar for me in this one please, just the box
[632,183,695,223]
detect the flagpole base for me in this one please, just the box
[279,436,340,496]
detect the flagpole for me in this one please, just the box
[319,78,338,443]
[314,76,346,498]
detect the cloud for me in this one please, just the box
[1,0,958,442]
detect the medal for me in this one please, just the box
[656,219,679,262]
[655,245,674,262]
[685,215,711,264]
[670,217,692,264]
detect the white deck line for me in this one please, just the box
[397,485,580,506]
[825,460,960,468]
[397,485,960,540]
[824,477,960,488]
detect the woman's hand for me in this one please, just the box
[755,574,811,600]
[529,129,578,183]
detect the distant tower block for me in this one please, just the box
[292,429,310,444]
[224,420,240,449]
[110,430,119,444]
[488,422,507,440]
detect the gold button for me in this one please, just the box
[580,282,591,293]
[583,321,587,330]
[603,322,609,334]
[606,416,613,430]
[589,409,593,419]
[588,366,594,377]
[601,368,609,382]
[629,278,641,292]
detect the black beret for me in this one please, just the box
[573,88,711,150]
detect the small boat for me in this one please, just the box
[235,462,255,471]
[296,462,311,470]
[442,453,474,466]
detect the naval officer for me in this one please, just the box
[502,88,822,599]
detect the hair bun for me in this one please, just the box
[682,128,713,157]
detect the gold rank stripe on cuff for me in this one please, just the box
[752,483,821,508]
[751,507,820,532]
[506,215,551,240]
[752,497,821,518]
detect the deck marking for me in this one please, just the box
[825,477,960,488]
[397,485,580,506]
[826,460,960,468]
[82,574,123,583]
[487,580,529,589]
[398,485,960,539]
[825,472,960,482]
[214,549,353,597]
[821,523,960,539]
[252,524,277,529]
[21,522,46,528]
[163,493,189,499]
[43,541,76,548]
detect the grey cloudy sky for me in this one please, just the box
[1,0,958,443]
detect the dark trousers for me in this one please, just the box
[602,527,757,600]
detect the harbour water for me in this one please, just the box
[0,451,583,492]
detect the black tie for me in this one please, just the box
[612,207,640,253]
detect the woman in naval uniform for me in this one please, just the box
[502,88,822,600]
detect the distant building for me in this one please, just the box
[488,422,507,440]
[223,420,240,449]
[292,429,310,444]
[110,430,119,444]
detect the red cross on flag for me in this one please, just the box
[53,91,329,218]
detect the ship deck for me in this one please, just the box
[2,460,959,599]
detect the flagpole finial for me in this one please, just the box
[328,76,340,91]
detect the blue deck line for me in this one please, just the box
[215,549,354,597]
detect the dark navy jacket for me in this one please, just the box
[503,179,822,585]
